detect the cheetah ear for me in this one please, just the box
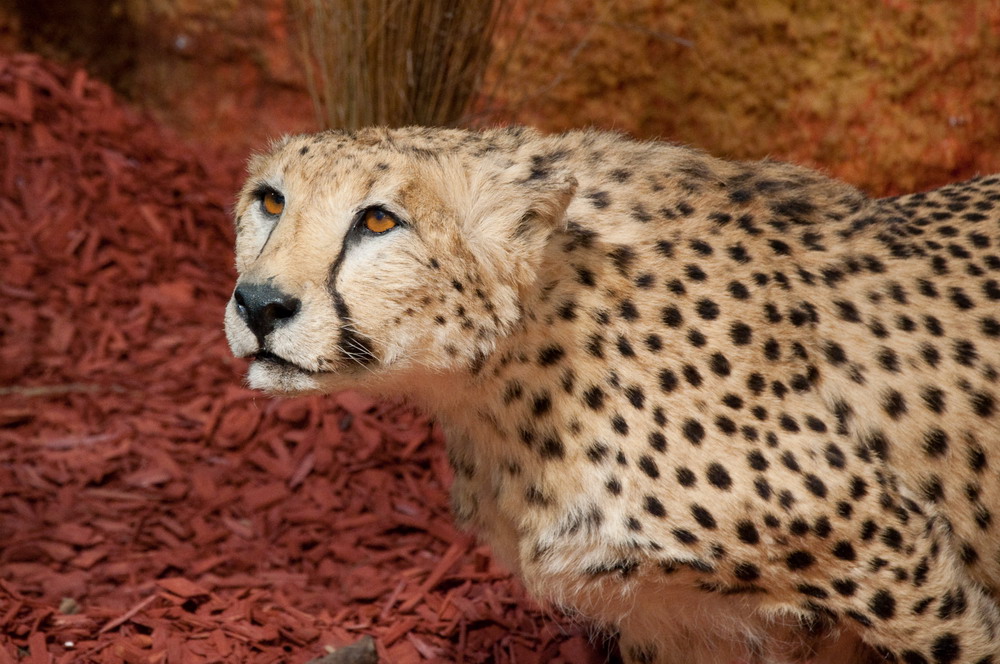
[464,160,577,291]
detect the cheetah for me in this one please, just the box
[224,126,1000,663]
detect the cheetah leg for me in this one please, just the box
[816,515,1000,663]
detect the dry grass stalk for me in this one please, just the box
[288,0,514,129]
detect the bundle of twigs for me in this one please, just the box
[288,0,514,129]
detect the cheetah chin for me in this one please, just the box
[226,126,1000,664]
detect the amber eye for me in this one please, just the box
[261,190,284,216]
[363,208,398,234]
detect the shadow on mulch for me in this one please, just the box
[0,53,610,664]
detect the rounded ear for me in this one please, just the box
[464,159,578,294]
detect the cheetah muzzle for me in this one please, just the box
[226,126,1000,664]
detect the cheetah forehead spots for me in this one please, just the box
[227,127,1000,664]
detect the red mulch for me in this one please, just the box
[0,53,608,664]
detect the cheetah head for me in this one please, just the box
[225,127,576,395]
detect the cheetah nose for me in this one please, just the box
[232,281,301,343]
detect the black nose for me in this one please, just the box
[233,281,301,343]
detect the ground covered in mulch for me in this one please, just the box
[0,54,606,664]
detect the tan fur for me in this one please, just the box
[226,126,1000,663]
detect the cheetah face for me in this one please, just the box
[224,128,576,395]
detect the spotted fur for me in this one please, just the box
[225,126,1000,663]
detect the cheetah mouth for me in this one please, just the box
[252,350,323,374]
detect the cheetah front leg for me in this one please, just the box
[613,512,1000,664]
[809,512,1000,664]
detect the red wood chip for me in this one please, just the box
[0,53,604,663]
[156,578,210,599]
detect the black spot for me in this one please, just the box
[883,390,907,419]
[638,455,660,478]
[532,393,552,416]
[691,504,717,529]
[696,299,720,320]
[676,467,696,486]
[586,333,604,358]
[619,299,640,320]
[683,419,705,445]
[587,190,611,209]
[923,429,949,457]
[736,521,760,545]
[645,495,667,517]
[834,300,861,322]
[950,287,975,310]
[558,300,578,320]
[575,265,597,287]
[685,264,708,281]
[611,414,629,435]
[687,329,707,347]
[649,431,667,452]
[608,246,636,275]
[723,393,744,409]
[728,244,751,262]
[683,364,703,387]
[617,335,636,358]
[769,239,792,255]
[661,306,683,328]
[645,334,663,352]
[779,414,800,433]
[832,541,856,561]
[953,339,978,366]
[880,527,903,550]
[655,239,674,257]
[706,463,732,490]
[539,436,565,459]
[586,442,609,463]
[869,589,896,619]
[728,281,750,299]
[930,634,961,664]
[789,519,809,536]
[921,387,946,413]
[823,341,848,364]
[537,345,565,366]
[971,391,995,417]
[625,385,646,409]
[825,443,846,469]
[733,562,760,582]
[659,369,678,393]
[709,352,731,376]
[877,348,901,373]
[797,584,829,599]
[832,579,858,596]
[606,478,622,495]
[730,322,753,345]
[804,474,828,498]
[584,386,605,410]
[786,551,815,570]
[982,317,1000,337]
[805,416,827,433]
[747,450,768,471]
[673,528,698,544]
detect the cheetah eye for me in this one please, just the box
[361,207,398,234]
[260,190,284,217]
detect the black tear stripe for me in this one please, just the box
[327,236,378,367]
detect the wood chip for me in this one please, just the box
[0,53,602,664]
